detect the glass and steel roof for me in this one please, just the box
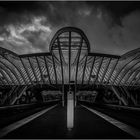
[0,27,140,88]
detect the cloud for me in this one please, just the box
[0,1,139,55]
[0,16,52,54]
[107,10,140,55]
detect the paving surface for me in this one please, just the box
[3,105,134,139]
[0,105,52,129]
[89,104,140,130]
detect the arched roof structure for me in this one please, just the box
[0,27,140,88]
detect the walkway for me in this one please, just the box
[2,105,134,139]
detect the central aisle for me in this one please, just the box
[3,104,134,139]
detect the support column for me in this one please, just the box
[74,85,77,107]
[136,92,138,105]
[67,90,74,130]
[62,84,64,107]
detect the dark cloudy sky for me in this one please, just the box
[0,1,140,55]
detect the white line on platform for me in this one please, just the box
[81,105,140,138]
[0,104,58,138]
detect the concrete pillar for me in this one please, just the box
[67,90,74,130]
[62,85,65,107]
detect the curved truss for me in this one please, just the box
[0,27,140,88]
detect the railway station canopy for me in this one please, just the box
[0,27,140,88]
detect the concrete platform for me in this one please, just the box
[2,105,134,139]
